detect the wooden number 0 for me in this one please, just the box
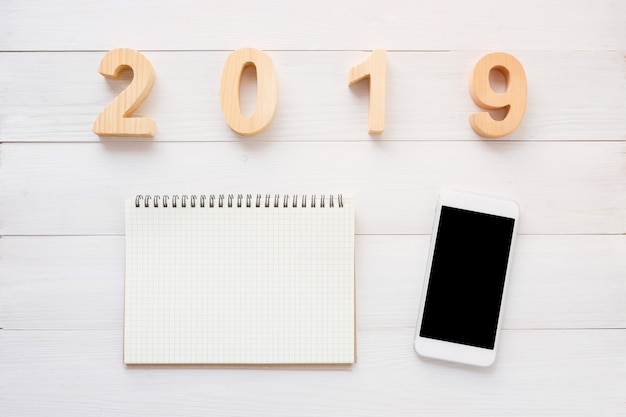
[93,48,156,137]
[220,48,278,136]
[348,49,386,134]
[469,52,527,138]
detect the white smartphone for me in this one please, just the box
[414,190,519,367]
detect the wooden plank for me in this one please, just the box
[1,0,625,51]
[0,328,624,416]
[1,51,625,142]
[1,235,624,330]
[0,142,623,235]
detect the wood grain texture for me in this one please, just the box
[469,52,527,138]
[1,235,624,331]
[1,329,624,416]
[348,49,386,133]
[1,0,625,51]
[92,48,156,137]
[220,48,278,136]
[1,51,625,142]
[0,142,623,236]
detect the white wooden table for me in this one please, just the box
[1,1,625,415]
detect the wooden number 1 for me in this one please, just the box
[220,48,278,136]
[349,49,386,134]
[93,48,156,137]
[469,52,527,138]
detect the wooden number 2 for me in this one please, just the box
[348,49,387,134]
[469,52,527,138]
[220,48,278,136]
[92,48,156,137]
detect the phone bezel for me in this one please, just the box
[414,189,519,367]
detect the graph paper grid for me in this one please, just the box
[123,196,355,365]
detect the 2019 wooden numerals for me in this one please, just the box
[93,48,527,138]
[93,48,156,137]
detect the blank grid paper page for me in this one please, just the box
[124,196,355,365]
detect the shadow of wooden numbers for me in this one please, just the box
[469,52,527,138]
[220,48,278,136]
[92,48,156,137]
[348,49,386,134]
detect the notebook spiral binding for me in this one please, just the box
[135,194,344,209]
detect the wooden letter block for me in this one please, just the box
[220,48,278,136]
[469,52,527,138]
[349,49,386,134]
[93,48,156,137]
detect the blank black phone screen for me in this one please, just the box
[419,206,515,349]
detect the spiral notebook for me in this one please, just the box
[124,194,355,365]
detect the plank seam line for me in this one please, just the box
[2,140,626,144]
[1,233,625,238]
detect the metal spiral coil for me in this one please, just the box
[135,194,344,208]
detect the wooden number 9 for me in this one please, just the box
[220,48,278,136]
[469,52,527,138]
